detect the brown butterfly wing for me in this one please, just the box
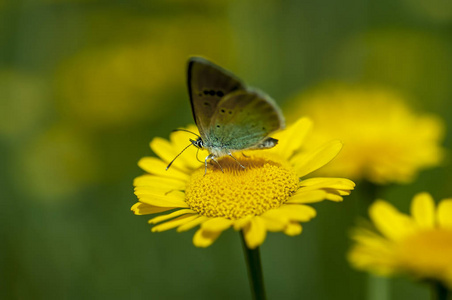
[187,57,245,138]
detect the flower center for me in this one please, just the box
[396,229,452,275]
[185,153,299,220]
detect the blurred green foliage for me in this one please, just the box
[1,0,451,299]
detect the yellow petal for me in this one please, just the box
[138,157,189,181]
[264,205,316,222]
[271,117,312,159]
[352,236,393,260]
[193,228,222,248]
[370,200,416,241]
[336,190,352,196]
[296,186,350,200]
[243,217,267,249]
[150,137,191,172]
[136,197,188,208]
[411,192,435,228]
[177,216,209,232]
[134,189,188,208]
[148,209,197,224]
[284,222,303,236]
[437,199,452,229]
[260,210,289,224]
[233,215,254,231]
[133,175,185,190]
[291,140,343,178]
[134,185,183,195]
[349,224,394,250]
[286,190,328,204]
[325,193,344,202]
[297,178,354,201]
[261,215,287,231]
[298,178,355,202]
[347,242,396,276]
[201,217,234,232]
[299,177,355,190]
[131,202,175,215]
[281,204,317,220]
[151,214,199,232]
[134,186,185,197]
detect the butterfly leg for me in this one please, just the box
[210,156,224,173]
[204,154,224,175]
[241,152,250,158]
[204,154,210,175]
[228,153,246,169]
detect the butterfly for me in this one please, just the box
[167,57,285,174]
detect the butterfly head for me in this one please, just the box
[190,137,204,149]
[166,133,204,171]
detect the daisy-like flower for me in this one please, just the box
[286,85,445,184]
[348,192,452,288]
[132,118,355,249]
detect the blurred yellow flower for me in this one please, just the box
[348,192,452,288]
[0,71,49,140]
[333,30,452,107]
[132,118,355,248]
[55,15,235,129]
[287,86,445,184]
[15,124,100,201]
[401,0,452,24]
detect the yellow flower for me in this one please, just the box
[55,15,235,130]
[286,85,445,184]
[0,70,48,139]
[15,124,100,201]
[132,118,355,248]
[348,192,452,288]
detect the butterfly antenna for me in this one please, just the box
[166,143,193,171]
[171,129,200,138]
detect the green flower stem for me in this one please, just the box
[362,181,390,300]
[240,231,266,300]
[367,275,390,300]
[433,281,450,300]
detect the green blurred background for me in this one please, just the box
[1,0,451,299]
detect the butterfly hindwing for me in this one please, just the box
[187,57,245,138]
[205,90,285,150]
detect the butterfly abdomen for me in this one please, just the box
[250,137,278,149]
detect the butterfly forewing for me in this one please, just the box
[187,57,245,138]
[205,90,285,150]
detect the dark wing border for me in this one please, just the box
[186,57,245,127]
